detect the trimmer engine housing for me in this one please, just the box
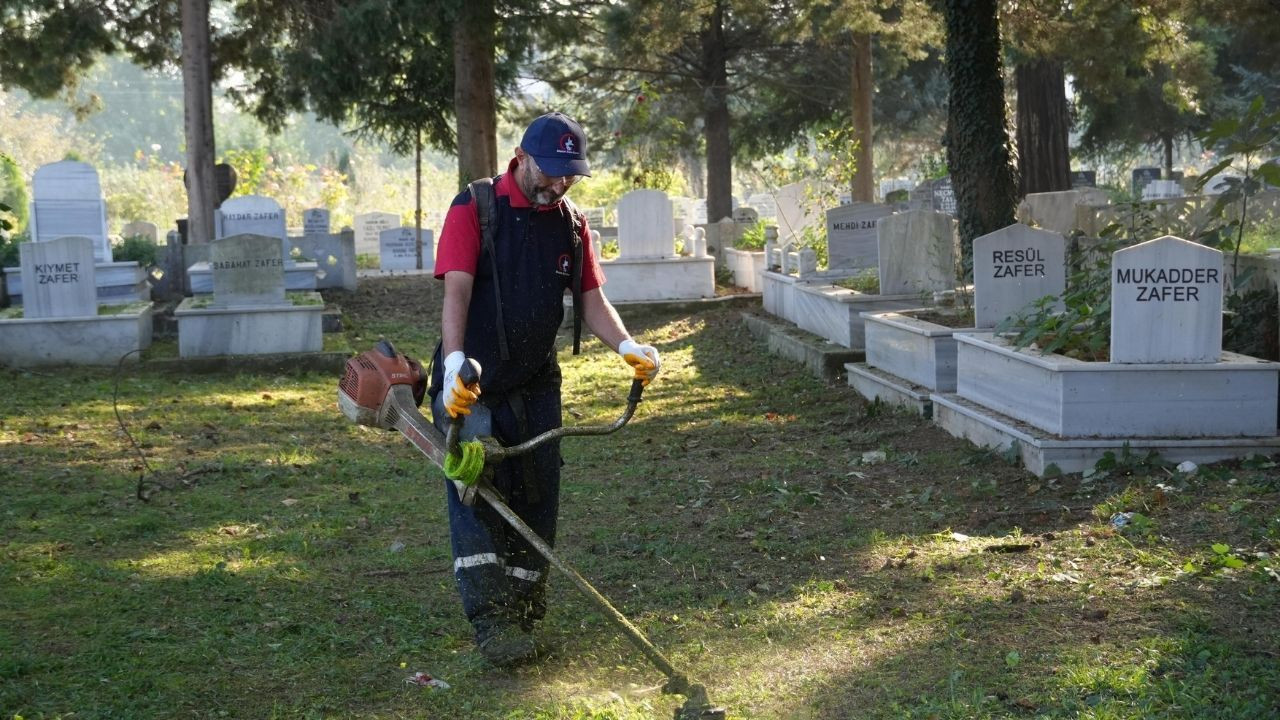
[337,340,422,429]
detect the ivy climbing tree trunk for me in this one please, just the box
[851,32,875,203]
[1015,59,1071,195]
[702,0,733,224]
[942,0,1019,267]
[181,0,216,245]
[453,0,498,189]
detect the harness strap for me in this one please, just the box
[469,177,510,362]
[561,198,585,355]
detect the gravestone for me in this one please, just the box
[773,181,825,241]
[379,227,431,271]
[972,224,1067,328]
[825,203,894,272]
[1070,170,1097,188]
[912,176,956,216]
[290,231,357,291]
[733,206,759,225]
[302,208,331,237]
[583,207,606,229]
[691,198,708,225]
[216,195,288,260]
[876,210,957,295]
[210,234,286,308]
[121,221,158,242]
[746,193,778,220]
[1110,235,1223,364]
[355,211,400,255]
[29,161,112,263]
[19,236,98,318]
[1131,167,1161,197]
[1017,188,1110,236]
[617,189,675,258]
[1142,179,1183,200]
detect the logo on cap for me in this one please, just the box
[558,133,578,155]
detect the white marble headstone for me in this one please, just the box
[210,234,286,308]
[216,195,287,240]
[1110,235,1223,364]
[302,208,331,237]
[19,236,98,319]
[825,203,894,271]
[972,223,1067,328]
[733,206,759,225]
[380,227,425,271]
[746,193,778,220]
[691,199,708,225]
[583,207,606,229]
[773,181,825,242]
[121,220,158,242]
[1016,188,1110,236]
[30,161,112,263]
[617,189,675,259]
[217,195,289,261]
[876,210,957,296]
[354,211,400,255]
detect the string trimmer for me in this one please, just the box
[338,339,726,720]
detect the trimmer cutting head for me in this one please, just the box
[337,339,423,429]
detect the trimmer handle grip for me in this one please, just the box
[458,358,481,388]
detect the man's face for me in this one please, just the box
[516,149,580,208]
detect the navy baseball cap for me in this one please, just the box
[520,112,590,177]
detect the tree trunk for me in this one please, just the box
[453,0,498,189]
[181,0,216,245]
[1162,134,1174,176]
[942,0,1019,268]
[850,32,874,203]
[702,0,733,224]
[1015,59,1071,195]
[415,132,423,270]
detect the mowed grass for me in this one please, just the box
[1,275,1278,719]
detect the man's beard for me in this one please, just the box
[524,164,566,207]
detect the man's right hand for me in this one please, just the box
[442,351,481,418]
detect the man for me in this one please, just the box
[429,111,661,666]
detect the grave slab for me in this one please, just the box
[30,161,112,262]
[876,210,957,296]
[617,190,675,258]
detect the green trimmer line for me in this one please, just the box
[339,340,726,720]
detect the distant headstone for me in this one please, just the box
[972,224,1067,328]
[354,211,400,255]
[181,163,239,207]
[1017,188,1110,236]
[1131,167,1161,197]
[582,207,606,229]
[825,203,894,272]
[121,220,158,243]
[19,236,98,319]
[216,195,289,263]
[1070,170,1097,188]
[380,227,430,271]
[302,208,331,237]
[746,193,778,220]
[773,182,824,241]
[691,199,708,225]
[29,161,112,263]
[291,231,357,291]
[617,189,675,259]
[1110,235,1223,364]
[733,206,759,225]
[798,247,818,278]
[876,210,957,295]
[1142,179,1183,200]
[908,176,957,216]
[210,234,286,308]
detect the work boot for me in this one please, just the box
[476,623,536,667]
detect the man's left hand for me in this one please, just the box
[618,339,660,386]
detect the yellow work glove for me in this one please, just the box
[442,350,481,418]
[618,338,661,386]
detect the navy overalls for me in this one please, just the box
[429,175,580,633]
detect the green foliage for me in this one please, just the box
[113,234,158,266]
[0,153,29,232]
[794,223,829,270]
[996,232,1123,361]
[834,268,880,294]
[1193,96,1280,281]
[1223,283,1279,360]
[737,220,767,251]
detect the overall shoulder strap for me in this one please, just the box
[560,198,585,355]
[468,177,510,361]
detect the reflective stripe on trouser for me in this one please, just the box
[436,383,561,632]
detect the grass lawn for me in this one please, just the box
[2,275,1278,719]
